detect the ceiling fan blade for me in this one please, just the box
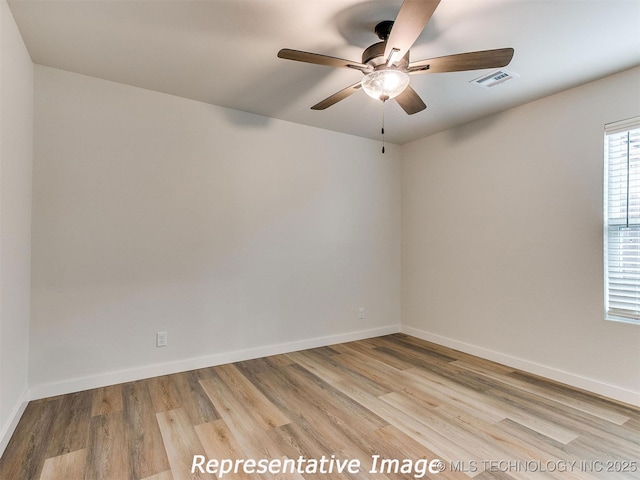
[311,82,362,110]
[278,49,369,73]
[384,0,440,63]
[408,48,514,74]
[395,86,426,115]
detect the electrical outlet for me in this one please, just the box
[156,331,167,347]
[358,307,365,320]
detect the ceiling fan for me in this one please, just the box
[277,0,514,115]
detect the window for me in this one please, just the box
[604,116,640,324]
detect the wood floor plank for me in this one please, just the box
[495,419,587,466]
[452,360,632,425]
[148,375,183,413]
[334,447,394,480]
[485,386,637,448]
[85,411,130,480]
[472,471,518,480]
[244,362,368,477]
[251,364,363,460]
[213,363,290,429]
[407,366,579,443]
[303,345,342,358]
[428,404,596,480]
[194,419,254,480]
[388,334,516,374]
[567,432,640,470]
[368,425,464,480]
[332,340,417,370]
[510,369,640,418]
[623,415,640,431]
[285,350,360,388]
[199,374,290,461]
[370,334,459,365]
[401,367,508,423]
[563,436,640,480]
[141,471,174,480]
[286,349,390,398]
[489,383,640,446]
[265,423,336,468]
[91,384,123,417]
[45,390,93,458]
[194,419,245,461]
[2,334,639,479]
[39,449,86,480]
[265,354,296,367]
[332,351,444,408]
[156,408,214,480]
[488,390,579,444]
[331,350,408,385]
[122,380,171,479]
[381,391,502,462]
[284,362,389,433]
[234,358,308,419]
[169,370,220,426]
[0,398,61,480]
[333,379,484,469]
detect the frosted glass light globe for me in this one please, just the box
[361,70,410,101]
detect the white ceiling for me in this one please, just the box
[8,0,640,144]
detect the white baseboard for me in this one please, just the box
[0,388,29,458]
[29,325,401,401]
[401,325,640,407]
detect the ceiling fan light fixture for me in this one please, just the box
[361,70,410,101]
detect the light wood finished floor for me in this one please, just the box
[1,334,638,480]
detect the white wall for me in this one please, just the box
[402,67,640,405]
[0,0,33,454]
[30,66,401,397]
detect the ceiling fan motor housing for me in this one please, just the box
[363,21,409,70]
[362,41,409,70]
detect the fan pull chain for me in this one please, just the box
[381,99,386,154]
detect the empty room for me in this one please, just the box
[1,0,639,478]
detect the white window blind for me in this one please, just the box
[604,116,640,323]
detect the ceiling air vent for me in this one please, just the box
[470,69,519,89]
